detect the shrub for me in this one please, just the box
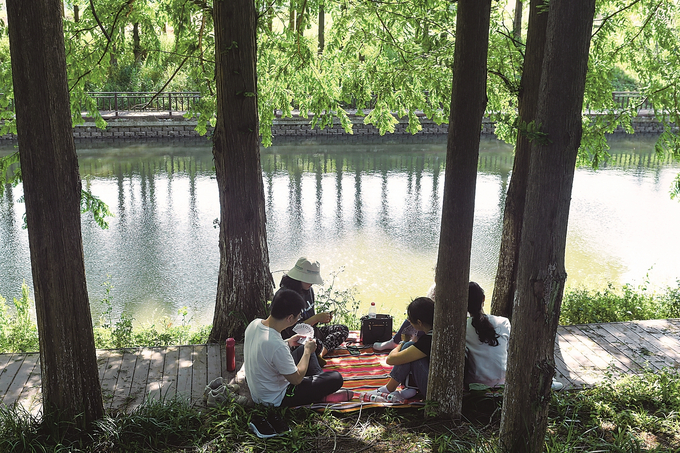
[315,267,362,330]
[0,282,39,353]
[560,280,677,325]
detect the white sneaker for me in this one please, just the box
[551,379,564,391]
[204,377,224,402]
[373,339,398,351]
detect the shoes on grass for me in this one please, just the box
[267,411,290,434]
[203,377,224,402]
[205,378,248,407]
[248,412,290,438]
[249,415,278,438]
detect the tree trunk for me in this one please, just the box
[133,22,142,63]
[490,0,548,320]
[318,3,325,55]
[74,3,79,22]
[499,0,596,450]
[288,1,295,32]
[513,0,523,40]
[6,0,103,428]
[209,0,274,342]
[428,0,491,416]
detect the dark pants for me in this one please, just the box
[280,346,343,407]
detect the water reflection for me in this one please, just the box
[0,137,678,325]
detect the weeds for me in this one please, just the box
[0,280,210,353]
[560,279,680,325]
[315,267,362,330]
[0,369,679,451]
[0,281,39,353]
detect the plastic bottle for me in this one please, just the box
[386,392,405,403]
[361,392,388,403]
[368,302,376,318]
[226,337,236,372]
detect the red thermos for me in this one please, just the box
[226,337,236,372]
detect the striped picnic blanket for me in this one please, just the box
[301,333,425,412]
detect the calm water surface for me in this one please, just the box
[1,136,679,325]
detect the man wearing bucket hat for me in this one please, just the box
[280,257,349,362]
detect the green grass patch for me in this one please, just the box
[560,279,680,325]
[3,370,679,451]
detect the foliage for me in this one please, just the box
[560,279,680,325]
[0,282,39,353]
[314,267,361,330]
[0,280,209,353]
[91,397,204,451]
[0,396,204,452]
[80,189,114,229]
[92,308,210,350]
[547,368,680,452]
[610,67,640,91]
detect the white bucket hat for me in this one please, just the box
[286,257,324,285]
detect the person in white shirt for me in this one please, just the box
[465,282,511,388]
[244,288,343,407]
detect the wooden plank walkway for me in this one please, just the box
[1,319,679,415]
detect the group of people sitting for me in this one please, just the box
[243,257,510,436]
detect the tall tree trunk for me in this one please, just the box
[288,1,295,32]
[428,0,491,416]
[6,0,104,428]
[133,22,142,63]
[209,0,274,342]
[318,3,325,55]
[499,0,596,450]
[490,0,548,320]
[74,3,79,22]
[513,0,523,40]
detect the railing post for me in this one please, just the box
[168,92,172,117]
[114,92,119,118]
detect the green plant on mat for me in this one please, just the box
[315,267,361,330]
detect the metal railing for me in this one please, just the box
[0,91,658,117]
[611,91,654,111]
[88,91,201,117]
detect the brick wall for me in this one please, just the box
[0,113,675,143]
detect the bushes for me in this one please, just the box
[0,282,210,353]
[560,280,680,325]
[0,282,39,353]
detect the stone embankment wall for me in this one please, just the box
[0,112,675,143]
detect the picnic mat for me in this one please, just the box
[300,333,425,412]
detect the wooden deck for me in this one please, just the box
[1,319,679,415]
[0,343,239,416]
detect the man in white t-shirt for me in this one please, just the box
[244,288,343,408]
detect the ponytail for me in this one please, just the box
[468,282,499,346]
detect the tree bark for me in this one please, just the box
[6,0,103,428]
[318,3,325,55]
[513,0,523,40]
[499,0,596,450]
[428,0,491,416]
[133,22,142,63]
[490,0,548,320]
[209,0,274,342]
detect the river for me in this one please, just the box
[1,135,679,325]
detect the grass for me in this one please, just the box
[560,279,680,325]
[1,369,679,452]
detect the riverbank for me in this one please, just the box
[0,110,675,143]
